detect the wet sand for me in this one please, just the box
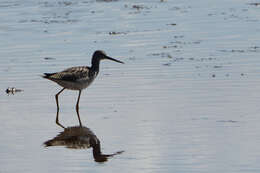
[1,0,260,172]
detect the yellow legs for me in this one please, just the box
[55,88,83,128]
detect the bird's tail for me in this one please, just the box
[42,73,55,79]
[44,139,54,147]
[43,139,64,147]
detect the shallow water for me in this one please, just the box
[1,0,260,172]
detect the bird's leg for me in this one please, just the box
[76,90,83,127]
[55,88,65,128]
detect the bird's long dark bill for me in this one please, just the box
[106,56,124,64]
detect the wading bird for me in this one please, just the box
[43,50,124,128]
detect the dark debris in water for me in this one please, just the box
[213,65,222,68]
[209,73,246,78]
[149,52,218,65]
[169,6,191,13]
[219,49,245,53]
[124,4,153,13]
[167,23,177,26]
[163,45,180,49]
[40,1,76,7]
[58,1,73,6]
[219,46,260,53]
[20,17,79,24]
[6,87,23,95]
[248,3,260,6]
[149,52,174,59]
[173,35,184,39]
[170,40,202,45]
[248,46,260,52]
[132,5,145,10]
[44,57,56,60]
[194,57,217,62]
[109,31,127,35]
[162,63,171,66]
[30,19,78,24]
[172,57,185,62]
[208,8,257,22]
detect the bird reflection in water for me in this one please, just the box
[44,126,124,162]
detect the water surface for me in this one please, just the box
[1,0,260,172]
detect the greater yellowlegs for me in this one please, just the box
[44,126,124,162]
[43,50,124,128]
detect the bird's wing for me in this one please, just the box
[49,66,90,82]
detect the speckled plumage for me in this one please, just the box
[43,66,98,90]
[43,50,124,128]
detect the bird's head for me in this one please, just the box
[92,50,124,64]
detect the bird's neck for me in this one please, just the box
[91,58,100,72]
[92,143,111,162]
[92,143,103,158]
